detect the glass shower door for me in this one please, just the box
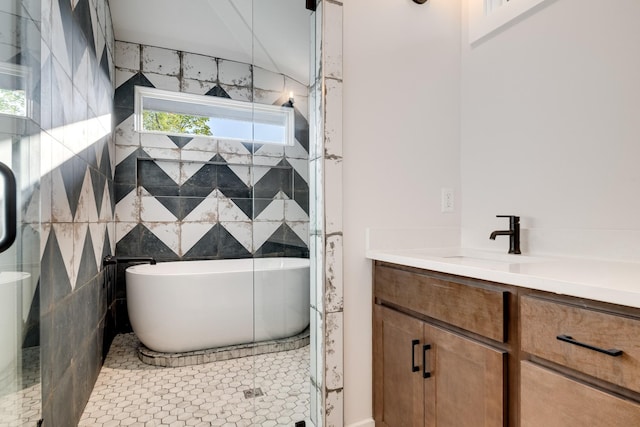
[250,0,314,425]
[0,1,41,425]
[0,118,41,427]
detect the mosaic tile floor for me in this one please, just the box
[0,346,41,427]
[79,334,311,427]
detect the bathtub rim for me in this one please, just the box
[125,256,310,277]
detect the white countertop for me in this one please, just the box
[366,247,640,309]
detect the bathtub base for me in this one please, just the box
[137,327,310,367]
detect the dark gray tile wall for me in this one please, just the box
[38,0,115,425]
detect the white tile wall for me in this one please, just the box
[254,67,285,92]
[323,2,343,81]
[140,196,177,222]
[290,221,310,247]
[254,142,285,158]
[141,45,180,76]
[144,72,180,92]
[316,1,345,425]
[88,222,106,269]
[325,389,344,427]
[254,200,285,222]
[252,221,281,250]
[323,158,343,235]
[74,169,99,223]
[114,190,138,223]
[324,310,343,390]
[114,68,135,89]
[114,41,139,70]
[181,78,218,95]
[138,133,175,149]
[324,234,343,313]
[221,221,253,252]
[180,222,213,255]
[182,52,217,82]
[52,223,74,287]
[182,197,218,223]
[218,59,251,87]
[50,170,73,223]
[221,84,253,102]
[324,78,343,159]
[286,200,310,222]
[145,222,180,255]
[217,198,251,223]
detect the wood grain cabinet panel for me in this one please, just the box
[521,361,640,427]
[424,324,505,427]
[375,265,507,342]
[521,295,640,393]
[374,305,425,427]
[373,305,505,427]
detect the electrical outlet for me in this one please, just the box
[441,188,454,213]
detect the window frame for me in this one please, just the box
[468,0,548,43]
[134,86,295,146]
[0,62,29,118]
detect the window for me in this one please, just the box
[468,0,548,43]
[485,0,510,15]
[0,63,27,117]
[134,86,295,145]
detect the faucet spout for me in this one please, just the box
[489,230,512,240]
[489,215,521,254]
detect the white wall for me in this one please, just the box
[461,0,640,259]
[344,0,640,424]
[343,0,462,424]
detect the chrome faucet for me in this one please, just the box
[489,215,521,254]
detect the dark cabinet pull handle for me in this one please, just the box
[0,162,17,253]
[411,339,420,372]
[557,334,623,357]
[423,344,431,378]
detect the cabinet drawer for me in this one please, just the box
[521,361,640,427]
[374,264,507,342]
[521,295,640,393]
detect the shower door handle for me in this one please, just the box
[0,161,17,253]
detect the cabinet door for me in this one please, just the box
[521,361,640,427]
[374,305,425,427]
[424,324,505,427]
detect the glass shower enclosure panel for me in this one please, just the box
[251,0,314,425]
[0,1,42,425]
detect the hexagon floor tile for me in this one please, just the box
[0,346,41,427]
[79,334,311,427]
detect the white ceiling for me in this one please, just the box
[109,0,312,84]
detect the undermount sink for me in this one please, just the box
[439,254,543,264]
[403,248,548,266]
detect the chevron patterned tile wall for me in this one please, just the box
[38,0,115,425]
[113,42,310,262]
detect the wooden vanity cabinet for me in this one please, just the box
[520,295,640,427]
[373,305,424,427]
[520,361,640,427]
[373,263,507,427]
[373,261,640,427]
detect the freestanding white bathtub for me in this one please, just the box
[125,257,310,353]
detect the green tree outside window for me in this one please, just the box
[143,110,212,136]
